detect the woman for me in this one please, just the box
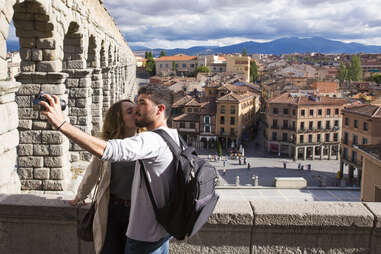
[69,99,137,254]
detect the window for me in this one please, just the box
[176,64,179,68]
[187,108,192,112]
[221,127,225,134]
[334,133,338,142]
[334,120,339,127]
[354,120,358,128]
[317,121,322,129]
[204,116,210,124]
[283,108,289,115]
[301,109,305,116]
[292,121,296,130]
[326,120,331,129]
[160,64,162,68]
[352,151,357,163]
[300,121,305,130]
[308,134,313,143]
[194,108,199,112]
[282,133,288,141]
[325,133,330,142]
[335,108,339,115]
[190,122,195,128]
[318,109,322,115]
[180,122,185,128]
[273,107,279,114]
[205,126,211,132]
[182,64,186,68]
[353,135,358,145]
[363,122,368,131]
[272,119,278,128]
[231,128,235,135]
[190,64,195,68]
[220,105,225,113]
[309,121,313,129]
[283,120,288,129]
[343,147,348,159]
[309,109,314,116]
[292,109,296,115]
[165,64,169,68]
[230,117,235,125]
[230,106,236,114]
[344,132,348,144]
[220,116,225,124]
[317,134,321,142]
[363,138,368,144]
[300,135,304,144]
[272,132,277,141]
[326,109,331,115]
[345,117,349,125]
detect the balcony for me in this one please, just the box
[270,125,280,129]
[178,128,197,133]
[1,194,379,254]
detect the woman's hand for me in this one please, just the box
[68,196,85,206]
[40,94,66,129]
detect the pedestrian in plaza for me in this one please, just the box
[42,84,176,254]
[223,168,226,175]
[69,99,138,254]
[223,160,226,167]
[248,163,251,170]
[278,151,280,157]
[239,157,241,165]
[243,157,246,164]
[283,161,287,169]
[298,163,301,170]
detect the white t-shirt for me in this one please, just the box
[101,126,179,241]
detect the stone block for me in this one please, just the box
[49,145,65,156]
[31,49,43,61]
[42,180,63,191]
[69,107,90,116]
[37,61,62,72]
[32,121,50,130]
[18,144,33,156]
[20,60,36,72]
[44,156,65,167]
[0,129,18,154]
[41,84,66,95]
[41,130,65,144]
[17,168,33,180]
[20,180,43,190]
[66,59,85,69]
[17,84,40,96]
[0,93,15,104]
[78,116,91,125]
[18,120,32,130]
[79,78,92,88]
[66,78,79,88]
[42,49,58,61]
[70,152,80,162]
[33,145,49,156]
[79,151,92,161]
[36,38,56,49]
[15,95,32,108]
[0,102,18,135]
[92,95,102,104]
[18,108,39,120]
[19,38,36,48]
[50,168,64,180]
[18,156,43,168]
[34,168,49,180]
[19,130,41,144]
[274,177,307,188]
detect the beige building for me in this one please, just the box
[340,105,381,183]
[355,144,381,202]
[265,93,347,160]
[226,55,251,82]
[155,54,197,76]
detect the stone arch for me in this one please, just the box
[87,35,97,68]
[100,40,107,68]
[63,22,83,70]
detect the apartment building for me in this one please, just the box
[155,54,197,76]
[340,105,381,182]
[226,55,251,82]
[355,144,381,202]
[265,93,347,160]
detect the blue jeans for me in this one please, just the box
[124,235,171,254]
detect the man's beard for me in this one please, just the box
[135,117,154,128]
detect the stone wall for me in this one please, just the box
[0,195,380,254]
[0,0,136,193]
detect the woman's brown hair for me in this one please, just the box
[101,99,134,141]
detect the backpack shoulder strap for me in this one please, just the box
[139,160,158,212]
[152,129,183,155]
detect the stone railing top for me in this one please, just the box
[0,81,21,96]
[365,202,381,228]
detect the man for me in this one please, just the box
[41,84,177,254]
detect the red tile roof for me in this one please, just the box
[343,104,381,118]
[155,54,197,62]
[269,93,347,106]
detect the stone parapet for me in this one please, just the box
[0,195,380,254]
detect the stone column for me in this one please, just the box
[64,69,93,162]
[91,68,103,136]
[110,67,116,105]
[336,144,340,160]
[0,81,21,193]
[293,146,297,161]
[102,67,111,115]
[328,145,332,160]
[303,146,307,160]
[312,146,315,160]
[16,72,71,191]
[320,146,323,160]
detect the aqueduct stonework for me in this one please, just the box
[0,0,137,193]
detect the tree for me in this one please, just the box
[145,51,155,76]
[172,61,176,73]
[369,74,381,84]
[242,48,248,56]
[337,62,348,85]
[195,66,210,74]
[348,55,362,81]
[160,50,166,57]
[250,60,258,82]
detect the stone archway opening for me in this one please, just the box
[63,22,82,70]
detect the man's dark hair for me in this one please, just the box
[138,84,174,119]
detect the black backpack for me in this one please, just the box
[139,129,219,240]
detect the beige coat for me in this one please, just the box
[76,156,112,254]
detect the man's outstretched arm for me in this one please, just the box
[40,94,107,158]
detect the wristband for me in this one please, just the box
[57,120,66,130]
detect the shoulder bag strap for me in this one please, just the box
[90,161,103,205]
[139,160,158,212]
[152,129,183,155]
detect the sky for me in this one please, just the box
[7,0,381,49]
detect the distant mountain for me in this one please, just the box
[136,37,381,56]
[6,40,19,52]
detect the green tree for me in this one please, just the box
[337,62,348,85]
[195,66,210,74]
[348,55,362,81]
[172,61,176,72]
[145,52,155,76]
[160,50,166,57]
[250,60,258,82]
[369,74,381,84]
[242,48,248,56]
